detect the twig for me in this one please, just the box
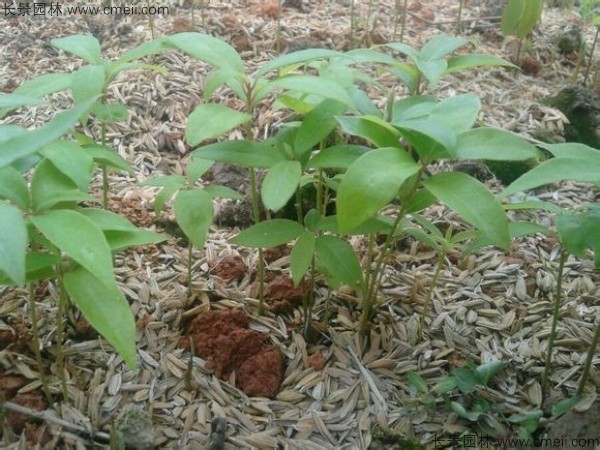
[0,401,110,443]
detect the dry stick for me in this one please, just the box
[577,320,600,395]
[583,26,599,87]
[455,0,464,35]
[541,249,567,393]
[1,401,110,443]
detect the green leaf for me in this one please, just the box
[77,208,144,231]
[294,99,348,159]
[203,185,243,200]
[455,128,540,160]
[0,98,96,168]
[91,103,129,123]
[51,34,103,65]
[337,147,418,233]
[22,252,61,283]
[104,230,166,252]
[186,157,214,184]
[423,172,509,249]
[72,65,105,104]
[290,231,315,286]
[385,42,420,59]
[185,104,251,146]
[261,161,302,212]
[0,166,30,209]
[415,58,447,87]
[336,116,401,148]
[540,142,600,159]
[166,32,244,72]
[451,368,479,394]
[445,54,517,74]
[257,48,343,76]
[117,37,173,64]
[63,267,136,369]
[499,157,600,198]
[31,210,115,287]
[142,174,186,188]
[315,235,362,289]
[433,376,458,393]
[474,360,505,385]
[556,209,600,268]
[306,145,370,169]
[552,395,581,418]
[451,401,483,421]
[231,219,304,248]
[154,183,181,215]
[501,0,543,39]
[0,94,44,118]
[317,215,393,235]
[420,35,468,61]
[40,141,94,191]
[386,62,421,94]
[174,189,214,249]
[83,144,135,174]
[14,72,72,97]
[193,140,285,168]
[407,371,429,394]
[30,160,94,212]
[0,203,27,285]
[268,76,353,107]
[204,68,246,100]
[463,221,548,254]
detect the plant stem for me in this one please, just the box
[583,27,598,86]
[100,120,109,210]
[541,249,567,393]
[418,253,444,341]
[187,243,193,298]
[303,255,317,339]
[577,320,599,395]
[28,283,52,404]
[399,0,409,42]
[455,0,464,35]
[56,271,69,401]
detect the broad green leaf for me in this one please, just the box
[193,140,285,168]
[83,144,135,174]
[315,235,362,289]
[0,94,44,118]
[337,147,418,233]
[348,86,382,117]
[402,188,437,213]
[386,63,421,94]
[501,0,543,38]
[385,42,419,60]
[203,185,243,200]
[433,376,458,393]
[261,161,302,212]
[552,395,581,418]
[451,368,479,394]
[0,98,96,168]
[336,116,401,148]
[423,172,509,249]
[540,142,600,160]
[51,34,103,65]
[142,174,186,188]
[268,76,353,107]
[463,221,548,254]
[290,231,315,286]
[556,209,600,268]
[104,230,166,252]
[185,104,251,146]
[204,68,246,100]
[474,360,505,385]
[154,183,181,215]
[294,99,348,158]
[503,200,563,214]
[336,48,398,66]
[92,103,128,123]
[31,210,115,287]
[392,95,438,121]
[14,72,72,97]
[0,203,27,285]
[117,37,172,63]
[186,157,214,184]
[167,32,244,72]
[451,401,483,421]
[306,145,370,169]
[415,58,447,87]
[499,157,600,198]
[63,267,136,369]
[174,189,214,249]
[407,371,429,394]
[30,160,93,212]
[257,48,343,76]
[22,252,61,283]
[455,128,540,160]
[231,219,304,248]
[72,65,105,104]
[317,215,393,235]
[78,208,144,231]
[40,141,94,191]
[420,35,468,61]
[445,54,516,74]
[0,166,30,209]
